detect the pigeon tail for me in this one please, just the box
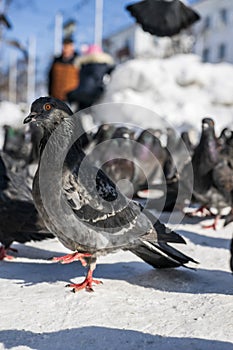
[131,240,198,269]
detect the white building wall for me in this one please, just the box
[103,24,187,63]
[193,0,233,63]
[103,25,136,62]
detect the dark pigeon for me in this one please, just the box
[86,125,136,197]
[0,151,54,259]
[126,0,200,37]
[92,123,117,146]
[218,128,232,150]
[190,118,233,229]
[3,124,43,166]
[220,130,233,227]
[101,126,136,196]
[133,128,168,188]
[230,237,233,273]
[24,96,197,292]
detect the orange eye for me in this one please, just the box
[44,103,52,111]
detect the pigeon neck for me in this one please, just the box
[38,118,85,168]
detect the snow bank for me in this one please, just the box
[99,54,233,134]
[0,54,233,148]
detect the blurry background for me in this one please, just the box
[0,0,233,139]
[0,0,139,102]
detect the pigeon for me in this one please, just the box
[100,126,136,196]
[91,123,117,146]
[230,237,233,273]
[218,128,232,150]
[85,125,136,197]
[126,0,200,37]
[189,118,233,230]
[3,124,42,167]
[133,128,168,188]
[24,96,197,292]
[3,125,28,162]
[0,151,54,260]
[164,128,193,180]
[221,130,233,227]
[181,131,194,154]
[89,126,181,211]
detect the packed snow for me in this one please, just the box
[0,54,233,350]
[99,54,233,134]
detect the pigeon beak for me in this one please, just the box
[23,112,37,124]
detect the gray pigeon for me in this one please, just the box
[0,151,54,260]
[24,97,197,292]
[230,237,233,273]
[189,118,233,230]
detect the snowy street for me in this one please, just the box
[0,212,232,350]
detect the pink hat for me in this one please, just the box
[84,44,102,55]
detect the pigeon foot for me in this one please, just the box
[186,205,212,217]
[66,269,103,293]
[52,252,91,266]
[202,215,220,231]
[0,246,15,260]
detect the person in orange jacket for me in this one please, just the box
[48,38,80,101]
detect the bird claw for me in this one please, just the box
[66,281,99,293]
[186,206,212,217]
[0,246,15,261]
[65,275,102,293]
[202,216,220,231]
[51,252,91,266]
[202,222,218,231]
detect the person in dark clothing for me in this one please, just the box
[48,38,80,101]
[67,44,115,111]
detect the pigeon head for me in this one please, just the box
[220,128,232,140]
[202,118,215,130]
[111,127,134,140]
[24,97,73,131]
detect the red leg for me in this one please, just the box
[52,252,91,267]
[186,205,212,217]
[66,268,103,293]
[0,246,15,261]
[202,215,220,231]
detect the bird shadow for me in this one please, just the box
[178,229,230,250]
[0,257,232,295]
[9,241,65,260]
[0,327,232,350]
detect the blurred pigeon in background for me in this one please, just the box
[230,237,233,273]
[0,151,54,260]
[126,0,200,37]
[189,118,233,230]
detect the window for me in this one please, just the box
[203,16,211,30]
[203,48,210,62]
[218,43,226,60]
[220,8,227,24]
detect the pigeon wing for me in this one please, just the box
[62,163,152,242]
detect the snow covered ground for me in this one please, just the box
[0,54,233,349]
[0,213,232,350]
